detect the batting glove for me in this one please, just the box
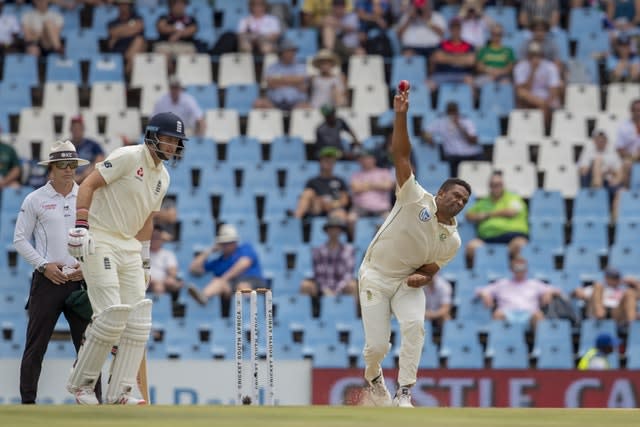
[67,227,95,262]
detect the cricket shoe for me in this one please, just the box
[72,386,100,405]
[109,393,146,405]
[393,387,413,408]
[367,374,392,406]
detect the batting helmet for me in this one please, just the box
[144,112,188,161]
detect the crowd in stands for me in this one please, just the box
[0,0,639,369]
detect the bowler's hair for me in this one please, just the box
[439,178,472,196]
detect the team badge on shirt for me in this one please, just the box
[155,180,162,195]
[418,207,431,222]
[439,233,447,241]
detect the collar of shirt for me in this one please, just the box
[43,181,78,198]
[430,199,458,234]
[143,143,163,171]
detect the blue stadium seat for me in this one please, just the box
[270,136,306,164]
[578,319,618,357]
[551,29,571,63]
[88,54,125,84]
[520,243,555,277]
[618,190,640,221]
[456,222,476,247]
[218,191,254,220]
[181,136,217,166]
[2,186,34,215]
[200,162,236,193]
[412,142,442,165]
[440,320,480,357]
[436,84,473,114]
[0,290,27,316]
[262,188,296,218]
[626,321,640,369]
[0,111,8,134]
[563,245,601,279]
[179,215,216,246]
[468,110,500,145]
[225,136,262,166]
[275,294,313,325]
[528,219,564,255]
[224,84,259,117]
[614,219,639,246]
[284,28,318,58]
[45,55,81,83]
[229,216,260,244]
[630,163,640,190]
[456,293,492,325]
[299,320,340,346]
[533,319,572,352]
[415,162,450,191]
[151,294,173,322]
[243,163,278,195]
[491,341,529,369]
[320,295,358,323]
[536,341,574,369]
[486,319,527,356]
[608,244,640,276]
[529,190,566,221]
[266,217,304,247]
[479,81,514,117]
[473,244,510,278]
[47,340,77,359]
[306,343,349,368]
[353,216,382,250]
[570,219,609,255]
[446,341,484,369]
[390,55,427,88]
[0,340,24,359]
[285,162,319,190]
[0,81,32,111]
[92,5,120,39]
[575,31,610,60]
[139,5,167,40]
[64,29,100,61]
[484,6,517,34]
[185,84,219,110]
[573,188,610,222]
[569,7,604,39]
[3,54,38,86]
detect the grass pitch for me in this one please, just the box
[1,406,638,427]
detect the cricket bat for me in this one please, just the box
[137,351,150,404]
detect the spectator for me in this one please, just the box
[321,0,361,62]
[313,104,360,160]
[107,0,146,76]
[348,149,394,221]
[459,0,491,49]
[187,224,266,316]
[607,33,640,82]
[292,146,350,220]
[577,333,619,370]
[396,0,446,58]
[0,138,22,189]
[22,0,63,57]
[475,23,515,85]
[67,116,105,184]
[152,76,205,136]
[476,257,562,327]
[310,49,347,108]
[370,130,418,173]
[422,101,483,177]
[605,0,640,26]
[428,17,475,87]
[424,273,452,326]
[148,225,182,302]
[303,0,354,28]
[254,39,310,110]
[519,0,560,30]
[300,216,357,297]
[574,268,639,326]
[0,0,21,54]
[155,0,198,57]
[578,129,623,215]
[237,0,281,55]
[155,197,178,238]
[615,98,640,187]
[514,41,562,129]
[517,19,562,68]
[355,0,390,33]
[465,171,529,265]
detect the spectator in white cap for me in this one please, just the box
[151,75,205,136]
[187,223,266,316]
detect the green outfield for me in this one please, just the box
[0,406,638,427]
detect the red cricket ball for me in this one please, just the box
[397,80,410,92]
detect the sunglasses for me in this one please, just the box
[54,160,79,169]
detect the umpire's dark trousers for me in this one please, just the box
[20,271,102,404]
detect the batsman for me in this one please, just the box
[66,112,187,405]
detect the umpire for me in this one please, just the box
[13,140,101,404]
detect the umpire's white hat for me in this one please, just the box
[38,140,90,166]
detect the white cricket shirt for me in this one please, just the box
[14,182,80,269]
[362,175,460,280]
[90,145,169,242]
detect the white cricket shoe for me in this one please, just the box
[109,393,146,405]
[73,386,100,405]
[393,387,413,408]
[367,374,392,406]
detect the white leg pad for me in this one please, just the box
[106,299,152,403]
[67,304,131,392]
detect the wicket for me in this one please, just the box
[235,288,274,406]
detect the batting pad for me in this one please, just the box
[106,299,152,403]
[67,304,131,392]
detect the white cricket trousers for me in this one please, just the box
[359,265,425,388]
[81,230,146,316]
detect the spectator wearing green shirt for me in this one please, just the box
[475,23,515,86]
[0,138,21,189]
[464,171,528,267]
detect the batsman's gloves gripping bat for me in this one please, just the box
[67,227,95,262]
